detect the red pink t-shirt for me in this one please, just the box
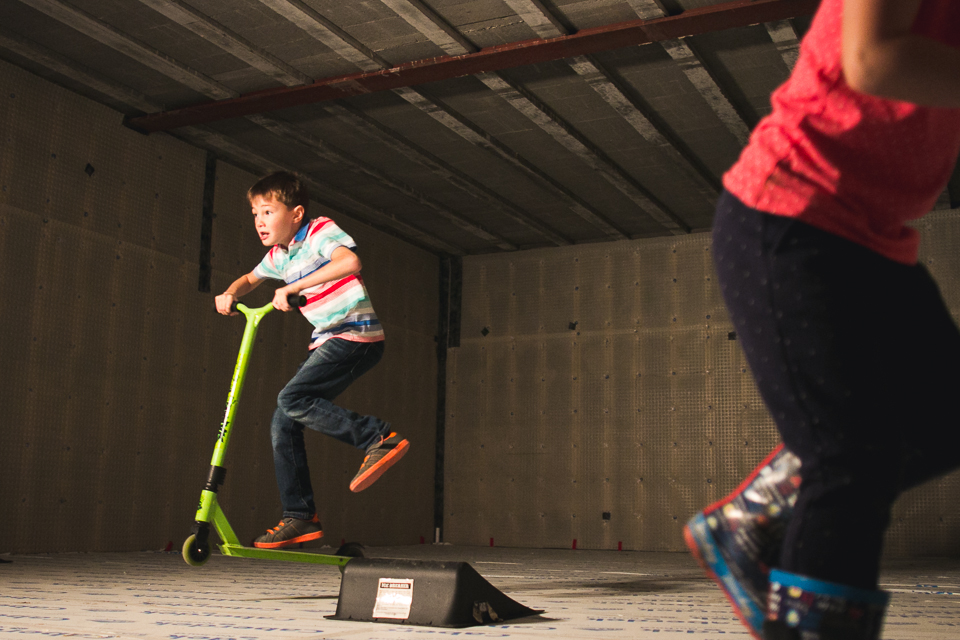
[723,0,960,264]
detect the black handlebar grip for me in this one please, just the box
[229,300,240,313]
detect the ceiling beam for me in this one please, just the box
[392,86,629,240]
[502,0,567,39]
[765,19,801,69]
[257,0,389,71]
[628,0,751,145]
[505,0,716,222]
[477,72,688,234]
[567,55,719,198]
[136,0,313,86]
[321,102,572,247]
[126,0,820,132]
[661,38,750,144]
[381,0,477,55]
[18,0,237,100]
[0,26,161,113]
[246,114,518,250]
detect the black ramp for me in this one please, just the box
[328,558,541,627]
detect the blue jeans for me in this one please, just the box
[271,338,388,519]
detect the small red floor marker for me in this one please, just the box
[572,539,577,550]
[420,535,425,544]
[618,541,623,551]
[490,537,494,547]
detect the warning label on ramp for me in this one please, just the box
[373,578,414,619]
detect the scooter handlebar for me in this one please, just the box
[228,293,306,313]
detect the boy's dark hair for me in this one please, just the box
[247,171,309,215]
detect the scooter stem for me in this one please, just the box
[192,294,304,538]
[211,301,274,466]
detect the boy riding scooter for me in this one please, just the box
[215,171,409,549]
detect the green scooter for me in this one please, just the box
[182,294,364,568]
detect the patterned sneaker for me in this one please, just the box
[683,444,802,639]
[349,431,410,492]
[253,514,323,549]
[764,570,889,640]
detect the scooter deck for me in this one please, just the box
[207,496,352,566]
[219,543,351,567]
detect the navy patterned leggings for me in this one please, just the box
[712,190,960,589]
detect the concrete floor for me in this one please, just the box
[1,545,958,639]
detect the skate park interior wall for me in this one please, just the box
[0,58,439,554]
[444,215,960,557]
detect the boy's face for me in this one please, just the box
[250,194,304,248]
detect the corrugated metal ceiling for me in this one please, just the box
[0,0,828,255]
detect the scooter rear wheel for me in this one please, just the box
[182,534,211,566]
[335,542,365,575]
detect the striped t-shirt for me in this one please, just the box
[253,217,384,349]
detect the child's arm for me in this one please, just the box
[272,246,362,312]
[843,0,960,107]
[215,272,264,315]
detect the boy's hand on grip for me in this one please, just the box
[273,286,297,312]
[216,292,238,315]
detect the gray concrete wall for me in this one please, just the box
[444,214,960,556]
[0,59,439,553]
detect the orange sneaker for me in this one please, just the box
[253,514,323,549]
[349,432,410,492]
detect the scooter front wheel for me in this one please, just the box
[182,534,211,566]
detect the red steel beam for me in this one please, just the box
[128,0,818,132]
